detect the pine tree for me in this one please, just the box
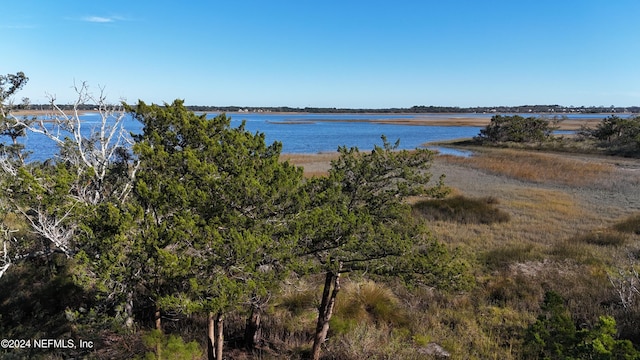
[295,138,470,360]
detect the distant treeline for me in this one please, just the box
[20,103,640,114]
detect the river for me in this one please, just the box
[12,112,609,161]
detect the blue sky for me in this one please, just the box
[4,1,640,108]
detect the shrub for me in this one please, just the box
[476,115,560,143]
[141,329,203,360]
[413,195,510,224]
[579,115,640,155]
[523,291,640,359]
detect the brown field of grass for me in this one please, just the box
[437,148,615,186]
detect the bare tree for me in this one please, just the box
[0,226,17,279]
[16,82,138,205]
[609,251,640,311]
[0,82,138,278]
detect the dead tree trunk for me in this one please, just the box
[311,270,341,360]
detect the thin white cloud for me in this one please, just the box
[83,16,117,23]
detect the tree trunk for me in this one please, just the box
[311,271,341,360]
[155,307,162,332]
[244,306,262,351]
[215,312,224,360]
[125,290,134,329]
[207,312,215,360]
[155,306,162,359]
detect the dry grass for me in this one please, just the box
[413,195,510,224]
[280,152,338,177]
[440,149,615,186]
[613,213,640,234]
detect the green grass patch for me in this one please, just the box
[413,195,510,224]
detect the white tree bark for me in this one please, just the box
[608,251,640,311]
[14,82,138,205]
[1,82,139,274]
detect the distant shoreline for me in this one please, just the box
[10,109,603,130]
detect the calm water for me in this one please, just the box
[13,112,601,161]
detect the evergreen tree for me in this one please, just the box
[296,138,471,360]
[120,100,305,359]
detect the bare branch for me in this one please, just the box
[14,83,135,204]
[608,251,640,311]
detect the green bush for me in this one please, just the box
[579,115,640,155]
[477,115,560,143]
[523,291,640,359]
[141,330,203,360]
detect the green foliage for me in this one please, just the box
[141,329,203,360]
[523,291,640,359]
[524,291,577,358]
[413,195,510,224]
[579,115,640,155]
[0,72,28,104]
[113,100,312,359]
[297,137,461,284]
[477,115,560,143]
[0,72,30,163]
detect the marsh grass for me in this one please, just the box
[570,229,629,247]
[481,243,543,271]
[331,280,408,335]
[440,149,614,186]
[413,195,510,224]
[613,213,640,235]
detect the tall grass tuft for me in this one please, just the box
[481,244,541,271]
[571,229,629,247]
[413,195,510,224]
[613,213,640,235]
[331,280,408,335]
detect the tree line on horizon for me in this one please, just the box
[12,102,640,115]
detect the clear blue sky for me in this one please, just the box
[4,1,640,108]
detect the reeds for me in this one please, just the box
[413,195,510,224]
[440,149,614,186]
